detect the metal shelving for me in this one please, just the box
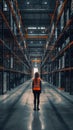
[41,0,73,95]
[0,0,31,94]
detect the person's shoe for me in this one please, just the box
[37,107,40,111]
[33,107,36,111]
[33,104,36,111]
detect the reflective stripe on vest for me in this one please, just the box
[33,78,41,91]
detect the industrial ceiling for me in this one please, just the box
[17,0,56,67]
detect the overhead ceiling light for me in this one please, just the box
[44,2,47,4]
[27,2,30,4]
[30,31,33,33]
[41,27,46,29]
[31,41,33,43]
[27,27,46,30]
[28,27,37,29]
[42,31,45,33]
[38,27,46,30]
[38,27,40,29]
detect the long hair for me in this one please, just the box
[35,72,39,78]
[34,72,40,83]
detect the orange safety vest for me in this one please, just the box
[33,78,41,91]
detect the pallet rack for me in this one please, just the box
[0,0,31,94]
[41,0,73,94]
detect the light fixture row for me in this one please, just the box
[26,1,48,5]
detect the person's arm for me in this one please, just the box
[40,80,42,92]
[32,80,34,92]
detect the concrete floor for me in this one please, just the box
[0,80,73,130]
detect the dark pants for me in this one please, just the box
[33,91,40,108]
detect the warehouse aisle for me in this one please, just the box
[0,80,73,130]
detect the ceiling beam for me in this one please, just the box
[24,35,48,39]
[27,46,44,48]
[20,9,53,13]
[29,53,43,56]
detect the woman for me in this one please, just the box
[32,72,41,110]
